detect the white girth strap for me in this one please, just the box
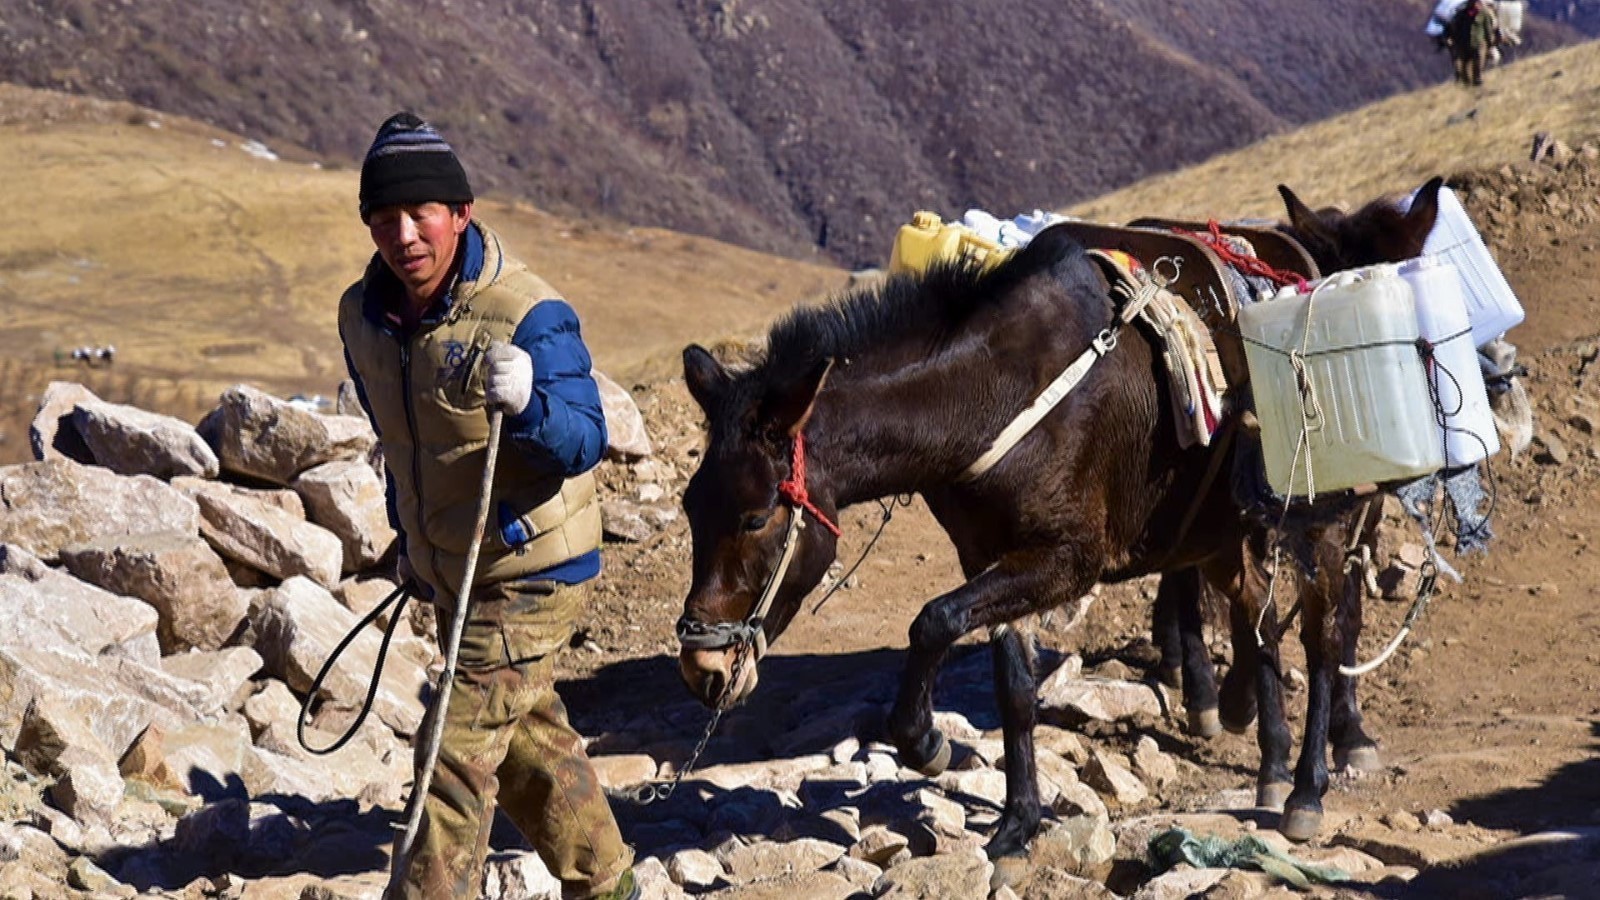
[960,329,1119,482]
[958,256,1173,483]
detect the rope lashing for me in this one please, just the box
[779,432,841,537]
[1177,220,1311,293]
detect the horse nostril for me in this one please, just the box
[701,671,726,704]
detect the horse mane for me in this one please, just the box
[761,224,1088,381]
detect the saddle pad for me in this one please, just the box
[1087,250,1227,449]
[1049,221,1250,389]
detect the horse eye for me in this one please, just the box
[742,513,770,532]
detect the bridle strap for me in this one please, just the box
[677,432,836,660]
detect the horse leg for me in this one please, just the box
[1205,541,1292,810]
[988,625,1042,878]
[1154,568,1221,738]
[1216,578,1259,735]
[886,553,1085,857]
[1280,538,1351,842]
[1152,572,1183,688]
[1333,518,1381,774]
[1331,586,1381,774]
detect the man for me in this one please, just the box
[339,112,637,900]
[1447,0,1498,87]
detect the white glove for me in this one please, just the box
[484,341,534,415]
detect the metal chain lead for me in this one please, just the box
[628,641,752,805]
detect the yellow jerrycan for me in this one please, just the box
[887,211,1013,276]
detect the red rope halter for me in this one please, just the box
[1179,220,1311,293]
[778,433,841,537]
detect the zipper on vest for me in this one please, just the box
[399,340,432,581]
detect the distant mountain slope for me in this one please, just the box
[0,1,1580,266]
[1530,0,1600,34]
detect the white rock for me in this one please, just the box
[1038,673,1163,723]
[595,370,652,460]
[634,856,690,900]
[292,460,397,573]
[59,531,248,653]
[72,398,219,479]
[1131,867,1228,900]
[28,381,97,463]
[1083,750,1148,806]
[721,838,845,884]
[873,846,992,898]
[850,826,910,866]
[159,647,264,716]
[0,460,198,562]
[199,384,376,485]
[187,483,343,587]
[1132,736,1179,789]
[482,850,561,900]
[936,769,1008,809]
[665,848,724,890]
[590,754,658,789]
[0,544,160,661]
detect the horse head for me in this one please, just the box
[675,345,842,708]
[1277,175,1444,270]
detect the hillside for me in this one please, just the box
[1073,39,1600,228]
[1531,0,1600,33]
[0,0,1580,267]
[0,86,842,465]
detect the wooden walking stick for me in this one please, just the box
[387,408,504,894]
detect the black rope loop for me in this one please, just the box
[298,583,414,756]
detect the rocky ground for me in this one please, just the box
[4,146,1600,900]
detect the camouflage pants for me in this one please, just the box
[390,580,633,900]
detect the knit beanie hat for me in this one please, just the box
[358,112,474,221]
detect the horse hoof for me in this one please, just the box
[1188,707,1222,739]
[1280,806,1324,843]
[1336,744,1382,774]
[1158,666,1183,689]
[1256,782,1293,812]
[1220,710,1255,735]
[910,731,951,777]
[990,855,1030,891]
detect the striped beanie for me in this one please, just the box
[358,112,474,222]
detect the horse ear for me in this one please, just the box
[1278,184,1334,246]
[683,344,730,415]
[1404,176,1445,242]
[762,358,834,438]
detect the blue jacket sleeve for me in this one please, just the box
[504,300,609,475]
[343,347,407,554]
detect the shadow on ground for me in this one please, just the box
[1362,720,1600,899]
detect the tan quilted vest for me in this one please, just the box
[338,224,602,604]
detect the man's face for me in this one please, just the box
[367,201,472,304]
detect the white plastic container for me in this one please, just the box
[1241,266,1445,498]
[1418,185,1525,345]
[1497,1,1525,42]
[1400,257,1500,467]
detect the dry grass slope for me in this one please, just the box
[0,86,842,464]
[1072,40,1600,222]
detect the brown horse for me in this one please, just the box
[676,178,1448,864]
[1151,177,1456,836]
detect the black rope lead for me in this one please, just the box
[811,494,913,616]
[298,583,415,756]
